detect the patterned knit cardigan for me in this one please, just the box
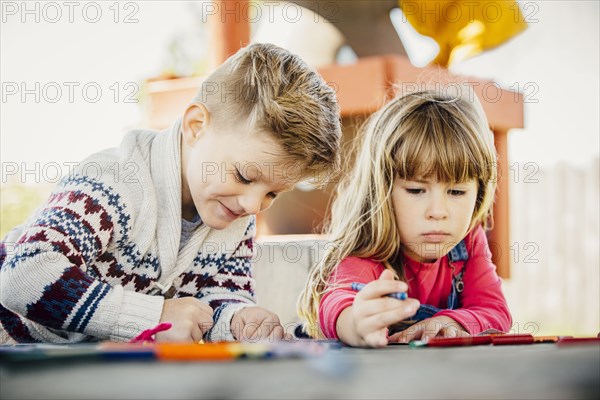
[0,121,256,343]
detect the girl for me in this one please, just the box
[298,89,512,347]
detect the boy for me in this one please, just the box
[0,43,341,343]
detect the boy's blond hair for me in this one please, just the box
[298,89,497,337]
[192,43,341,185]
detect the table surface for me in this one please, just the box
[1,343,599,399]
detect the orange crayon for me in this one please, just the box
[155,343,236,361]
[154,342,270,361]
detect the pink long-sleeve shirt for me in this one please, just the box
[318,226,512,338]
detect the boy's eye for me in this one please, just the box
[235,169,251,184]
[405,188,424,194]
[448,189,466,196]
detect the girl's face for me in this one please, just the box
[391,177,478,263]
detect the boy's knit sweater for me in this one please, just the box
[0,121,256,343]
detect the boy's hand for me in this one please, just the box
[155,297,214,343]
[230,306,289,342]
[344,269,420,348]
[389,315,469,344]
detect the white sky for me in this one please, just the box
[1,0,598,186]
[449,1,599,170]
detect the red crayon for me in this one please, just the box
[557,337,600,346]
[490,334,534,345]
[427,336,492,347]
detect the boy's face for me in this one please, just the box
[181,106,296,230]
[391,177,478,263]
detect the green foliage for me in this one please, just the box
[0,184,52,238]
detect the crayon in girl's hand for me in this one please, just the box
[350,282,407,300]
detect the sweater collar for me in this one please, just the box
[150,119,183,275]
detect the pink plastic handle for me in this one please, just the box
[130,322,172,343]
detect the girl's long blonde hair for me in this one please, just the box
[297,89,498,337]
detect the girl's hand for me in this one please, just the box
[230,306,290,342]
[389,315,469,344]
[155,297,214,343]
[341,269,420,348]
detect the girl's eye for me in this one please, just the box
[449,189,466,196]
[267,192,278,199]
[236,170,251,184]
[406,188,424,194]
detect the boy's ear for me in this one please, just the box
[182,103,210,144]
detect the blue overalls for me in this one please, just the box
[294,240,470,339]
[392,240,469,333]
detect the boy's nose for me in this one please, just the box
[240,192,272,215]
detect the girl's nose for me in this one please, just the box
[426,196,449,220]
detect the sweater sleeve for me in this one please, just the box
[202,217,257,342]
[0,174,163,342]
[318,257,383,339]
[435,226,512,334]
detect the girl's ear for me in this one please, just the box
[182,103,210,145]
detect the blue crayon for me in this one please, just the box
[350,282,407,300]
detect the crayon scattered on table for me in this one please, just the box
[0,340,339,363]
[490,334,534,345]
[426,335,493,347]
[557,337,600,346]
[350,282,407,300]
[406,334,600,348]
[532,336,563,343]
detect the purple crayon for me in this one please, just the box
[350,282,407,300]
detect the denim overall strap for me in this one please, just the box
[445,240,468,310]
[409,240,469,323]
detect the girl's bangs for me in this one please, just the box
[394,118,487,183]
